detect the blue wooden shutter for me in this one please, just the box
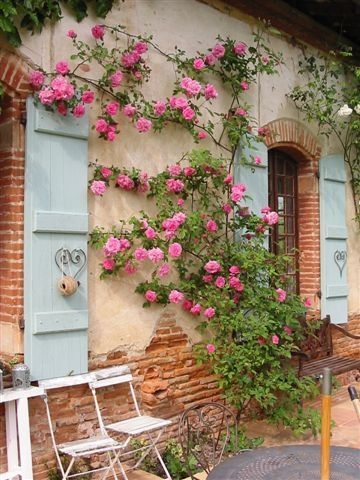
[320,154,348,324]
[24,99,89,380]
[234,139,268,216]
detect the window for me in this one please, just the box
[268,149,299,292]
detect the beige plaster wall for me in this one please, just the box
[15,0,359,353]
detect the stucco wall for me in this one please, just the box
[15,0,360,355]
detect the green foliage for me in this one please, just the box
[47,454,89,480]
[0,0,116,47]
[288,51,360,225]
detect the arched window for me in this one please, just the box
[268,149,299,292]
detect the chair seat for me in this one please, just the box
[106,415,171,435]
[58,435,121,456]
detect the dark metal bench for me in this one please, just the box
[297,315,360,379]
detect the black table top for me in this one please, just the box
[207,444,360,479]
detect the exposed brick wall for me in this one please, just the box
[264,118,322,308]
[1,316,221,479]
[0,51,30,357]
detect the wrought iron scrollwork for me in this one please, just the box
[55,248,87,280]
[333,250,347,278]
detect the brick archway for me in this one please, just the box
[262,118,322,310]
[0,51,31,358]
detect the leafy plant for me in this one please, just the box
[288,50,360,225]
[0,0,116,47]
[47,454,89,480]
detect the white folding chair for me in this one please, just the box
[89,366,172,480]
[39,371,126,480]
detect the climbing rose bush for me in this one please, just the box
[90,149,319,431]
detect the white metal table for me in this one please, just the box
[0,386,44,480]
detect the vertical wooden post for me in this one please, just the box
[321,367,332,480]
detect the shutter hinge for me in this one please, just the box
[19,317,25,329]
[315,169,320,179]
[317,290,322,299]
[20,112,27,127]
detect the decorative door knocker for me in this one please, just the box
[333,250,347,278]
[55,248,86,296]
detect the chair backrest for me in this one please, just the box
[178,402,237,476]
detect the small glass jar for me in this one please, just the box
[12,364,31,390]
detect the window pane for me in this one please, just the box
[285,197,294,215]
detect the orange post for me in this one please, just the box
[320,367,332,480]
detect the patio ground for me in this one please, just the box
[127,383,359,479]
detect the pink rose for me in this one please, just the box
[180,77,202,96]
[134,41,148,54]
[168,165,182,176]
[93,117,108,136]
[103,236,122,256]
[215,276,225,288]
[258,336,266,345]
[222,204,232,214]
[177,198,185,206]
[107,129,116,142]
[304,297,312,307]
[134,248,148,261]
[240,81,249,91]
[105,102,119,116]
[157,263,170,277]
[212,43,226,58]
[101,167,112,179]
[103,258,115,270]
[202,274,213,283]
[90,180,106,195]
[145,290,157,303]
[109,71,123,87]
[276,288,287,303]
[206,220,218,232]
[233,42,247,56]
[55,61,70,75]
[206,343,215,353]
[57,102,67,116]
[123,104,136,117]
[168,242,182,258]
[29,70,45,89]
[283,326,292,335]
[136,117,152,133]
[91,24,105,40]
[145,227,157,239]
[262,211,279,225]
[169,96,188,109]
[204,260,221,274]
[261,206,271,214]
[229,266,241,275]
[50,76,75,100]
[148,247,164,263]
[121,51,140,68]
[154,100,166,116]
[254,155,262,165]
[198,131,207,140]
[190,304,201,315]
[193,58,205,70]
[182,299,193,311]
[229,277,244,292]
[205,53,216,65]
[82,90,95,104]
[272,335,279,345]
[184,166,196,176]
[235,107,247,116]
[182,107,195,121]
[169,290,184,304]
[262,56,269,64]
[67,30,77,39]
[204,84,218,100]
[117,174,135,190]
[119,238,131,251]
[73,104,85,118]
[224,174,233,185]
[231,183,247,203]
[204,307,216,319]
[166,179,185,193]
[39,87,55,105]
